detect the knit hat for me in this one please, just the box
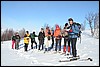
[68,18,73,21]
[56,24,60,29]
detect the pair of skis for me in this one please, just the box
[59,56,80,62]
[59,56,93,62]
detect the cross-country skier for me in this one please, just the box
[30,31,38,49]
[68,18,80,57]
[54,24,62,53]
[64,23,71,55]
[62,23,69,54]
[50,27,54,50]
[15,32,21,50]
[44,26,52,53]
[38,28,45,51]
[24,34,30,51]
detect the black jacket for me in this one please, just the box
[15,35,21,41]
[38,31,45,40]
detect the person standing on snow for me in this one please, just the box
[44,26,52,53]
[15,32,21,50]
[50,27,54,50]
[67,18,80,57]
[30,31,38,49]
[38,28,45,51]
[24,34,30,51]
[11,33,16,49]
[65,23,71,55]
[54,24,62,53]
[62,23,69,54]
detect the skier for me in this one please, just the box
[38,28,45,51]
[30,31,37,49]
[24,34,30,51]
[44,26,52,53]
[11,33,16,49]
[67,18,80,57]
[54,24,62,53]
[64,23,71,55]
[50,27,54,50]
[15,32,21,50]
[62,23,69,54]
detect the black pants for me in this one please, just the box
[31,40,37,49]
[68,39,70,47]
[70,38,77,57]
[51,36,54,49]
[24,43,28,51]
[38,39,44,50]
[55,38,62,51]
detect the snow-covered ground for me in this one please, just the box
[1,30,99,66]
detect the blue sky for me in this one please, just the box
[1,1,99,34]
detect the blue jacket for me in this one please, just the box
[68,24,80,38]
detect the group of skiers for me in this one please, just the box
[12,18,81,58]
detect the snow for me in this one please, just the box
[1,30,99,66]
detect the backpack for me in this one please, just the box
[48,30,51,35]
[47,30,51,40]
[73,22,81,37]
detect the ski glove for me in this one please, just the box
[69,29,73,33]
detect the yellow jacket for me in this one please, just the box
[24,37,30,44]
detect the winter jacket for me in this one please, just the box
[12,35,16,41]
[30,33,37,41]
[24,37,30,44]
[54,26,62,39]
[15,35,21,42]
[62,28,69,39]
[30,33,37,39]
[38,31,45,40]
[68,23,80,38]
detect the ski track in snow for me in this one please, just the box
[1,30,99,66]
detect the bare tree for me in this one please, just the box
[18,28,26,38]
[85,12,95,37]
[94,12,99,39]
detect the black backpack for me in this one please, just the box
[48,30,51,35]
[48,30,51,40]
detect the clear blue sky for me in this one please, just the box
[1,1,99,34]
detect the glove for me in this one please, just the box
[69,29,73,32]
